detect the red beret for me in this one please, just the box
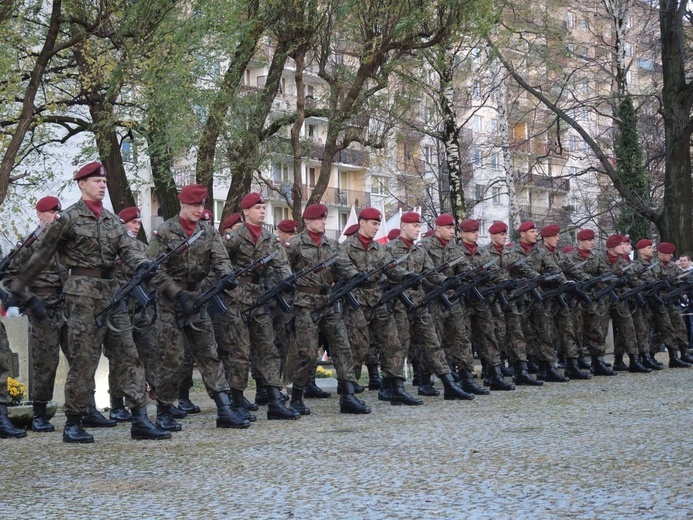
[576,229,595,241]
[277,219,297,233]
[605,234,624,249]
[178,184,208,205]
[358,207,382,221]
[459,219,480,232]
[435,214,455,227]
[540,224,560,238]
[241,192,264,209]
[36,196,61,212]
[344,223,359,236]
[303,204,328,220]
[222,213,242,230]
[400,212,421,224]
[562,246,575,254]
[518,220,536,233]
[424,229,436,238]
[488,222,507,234]
[635,239,652,250]
[118,206,141,223]
[74,161,106,181]
[622,235,631,243]
[658,242,675,254]
[387,229,400,240]
[201,209,213,221]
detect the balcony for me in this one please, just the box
[397,157,426,175]
[518,205,572,229]
[172,166,195,187]
[258,181,370,208]
[266,137,369,168]
[514,171,570,192]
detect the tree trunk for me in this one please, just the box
[290,51,307,225]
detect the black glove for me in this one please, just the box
[403,273,421,289]
[279,279,296,293]
[25,296,48,320]
[137,261,158,282]
[443,276,458,286]
[176,290,195,315]
[222,274,238,291]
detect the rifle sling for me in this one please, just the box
[238,275,261,284]
[69,268,114,279]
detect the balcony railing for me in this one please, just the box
[514,171,570,192]
[259,181,371,208]
[266,137,369,168]
[518,205,571,229]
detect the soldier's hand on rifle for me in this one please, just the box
[176,290,195,315]
[222,275,239,291]
[278,279,295,293]
[403,273,421,289]
[24,296,48,320]
[137,261,158,282]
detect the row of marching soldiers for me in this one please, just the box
[0,160,690,442]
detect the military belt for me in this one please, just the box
[31,287,62,295]
[69,268,114,279]
[238,275,261,284]
[295,285,329,295]
[186,282,198,291]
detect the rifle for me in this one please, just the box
[661,269,693,304]
[0,223,47,280]
[175,250,279,328]
[365,256,466,319]
[619,276,667,306]
[536,260,591,308]
[310,253,411,322]
[95,229,204,328]
[477,257,530,309]
[591,263,636,302]
[506,272,564,304]
[451,258,501,303]
[243,256,339,322]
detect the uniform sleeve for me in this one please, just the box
[332,248,358,280]
[199,232,232,293]
[266,241,292,287]
[149,230,183,300]
[9,217,67,293]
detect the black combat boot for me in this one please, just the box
[0,403,27,439]
[63,414,93,443]
[304,377,332,399]
[668,350,692,368]
[556,355,566,370]
[499,357,515,377]
[417,374,440,396]
[649,352,665,369]
[481,359,491,387]
[565,358,592,380]
[541,361,570,382]
[339,382,371,414]
[612,354,629,372]
[109,396,132,423]
[439,373,474,400]
[267,386,301,420]
[156,402,183,432]
[459,369,490,395]
[487,365,516,391]
[628,354,652,373]
[178,388,201,413]
[577,354,591,370]
[527,356,539,374]
[231,389,256,422]
[390,378,424,406]
[378,377,393,401]
[513,361,543,386]
[170,404,187,419]
[82,393,117,428]
[254,380,269,405]
[214,392,251,428]
[366,363,382,390]
[640,353,663,370]
[131,405,172,440]
[591,355,617,376]
[680,347,693,364]
[411,361,422,386]
[31,401,55,432]
[289,386,311,416]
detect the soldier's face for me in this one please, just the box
[622,243,632,254]
[277,230,295,243]
[79,177,107,201]
[491,232,507,246]
[543,235,559,248]
[436,225,455,241]
[359,219,379,239]
[520,228,538,244]
[125,219,142,235]
[461,230,478,244]
[304,217,326,234]
[400,222,420,241]
[37,209,59,226]
[638,245,653,259]
[658,251,673,263]
[244,204,266,225]
[180,202,204,221]
[578,239,594,252]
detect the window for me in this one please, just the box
[215,200,225,222]
[273,162,290,183]
[626,70,633,85]
[307,125,315,140]
[579,46,587,58]
[473,149,482,166]
[121,140,132,162]
[638,58,654,71]
[473,115,483,133]
[579,19,587,32]
[423,145,436,163]
[491,187,501,204]
[475,183,485,199]
[513,122,527,140]
[624,42,633,57]
[308,167,317,188]
[305,85,315,98]
[569,135,577,152]
[490,153,500,170]
[276,206,291,222]
[490,119,498,133]
[471,48,481,64]
[567,12,574,28]
[371,175,388,195]
[472,81,480,98]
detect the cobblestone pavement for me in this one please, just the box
[2,359,692,520]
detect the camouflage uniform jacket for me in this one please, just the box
[385,236,445,306]
[504,242,565,282]
[460,242,511,287]
[10,199,146,300]
[222,224,291,306]
[340,233,408,308]
[7,230,67,293]
[115,233,149,285]
[149,216,231,302]
[547,246,590,283]
[285,231,358,308]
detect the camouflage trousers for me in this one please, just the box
[292,305,356,387]
[177,337,196,394]
[615,304,650,356]
[465,301,502,366]
[213,296,282,390]
[108,307,161,398]
[501,306,529,364]
[0,323,10,404]
[65,295,148,415]
[646,304,688,355]
[431,301,474,373]
[524,302,557,363]
[549,303,580,359]
[393,303,449,376]
[344,304,405,379]
[28,295,69,403]
[155,302,229,406]
[579,302,609,357]
[601,300,638,356]
[272,306,292,379]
